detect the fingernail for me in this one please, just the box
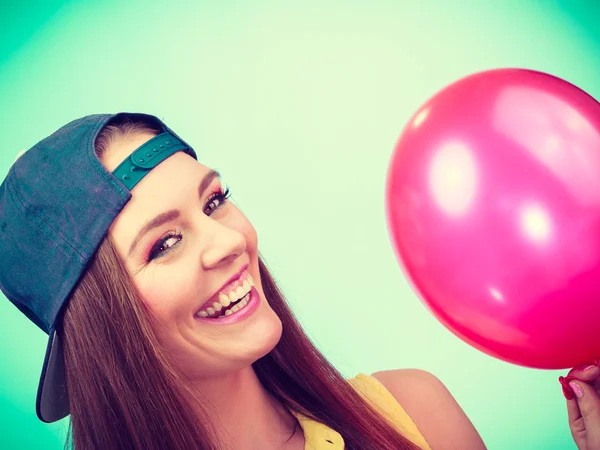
[570,382,584,399]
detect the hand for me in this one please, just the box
[561,362,600,450]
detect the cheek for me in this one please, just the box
[138,273,196,321]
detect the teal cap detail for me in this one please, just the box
[111,132,192,191]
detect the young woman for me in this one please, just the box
[0,112,595,449]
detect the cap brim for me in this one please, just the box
[36,328,69,423]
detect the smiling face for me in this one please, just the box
[99,132,283,379]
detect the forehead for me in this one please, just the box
[99,132,215,241]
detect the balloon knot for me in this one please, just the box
[559,359,600,399]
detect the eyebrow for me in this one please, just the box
[127,169,221,257]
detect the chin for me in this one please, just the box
[247,307,283,362]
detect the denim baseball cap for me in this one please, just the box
[0,112,197,423]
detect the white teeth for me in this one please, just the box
[197,291,252,319]
[197,273,256,318]
[219,293,231,307]
[226,283,250,303]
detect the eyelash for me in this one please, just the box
[145,186,232,262]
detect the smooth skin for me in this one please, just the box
[374,370,487,450]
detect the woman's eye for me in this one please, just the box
[204,187,232,215]
[147,232,182,262]
[146,186,232,263]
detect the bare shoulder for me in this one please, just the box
[371,369,487,450]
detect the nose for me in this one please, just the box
[200,219,246,270]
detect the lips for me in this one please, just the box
[196,263,249,313]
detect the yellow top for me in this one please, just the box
[290,373,432,450]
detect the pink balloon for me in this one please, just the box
[385,68,600,369]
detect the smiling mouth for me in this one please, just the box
[195,272,254,319]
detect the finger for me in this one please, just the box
[575,365,600,383]
[566,396,587,449]
[568,363,600,380]
[566,395,582,426]
[561,376,577,400]
[571,380,600,448]
[560,372,600,405]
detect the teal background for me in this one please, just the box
[1,0,599,448]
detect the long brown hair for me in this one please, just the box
[60,115,423,450]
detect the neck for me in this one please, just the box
[190,366,304,450]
